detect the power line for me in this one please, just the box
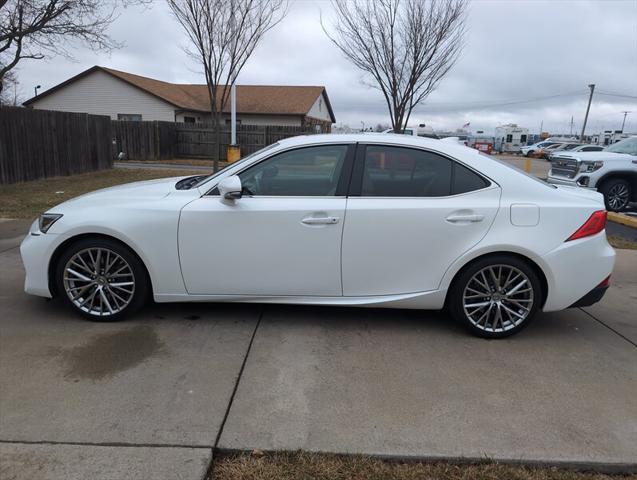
[420,90,588,109]
[596,91,637,99]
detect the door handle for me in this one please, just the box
[302,216,340,225]
[445,214,484,223]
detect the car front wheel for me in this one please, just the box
[448,256,541,338]
[55,238,149,321]
[600,179,631,212]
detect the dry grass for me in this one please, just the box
[607,234,637,250]
[211,451,635,480]
[0,167,203,219]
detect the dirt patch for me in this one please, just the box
[57,325,165,380]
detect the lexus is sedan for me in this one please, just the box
[20,134,615,338]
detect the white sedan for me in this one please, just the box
[20,134,615,338]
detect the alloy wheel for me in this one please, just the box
[607,184,630,211]
[462,265,534,333]
[63,247,135,316]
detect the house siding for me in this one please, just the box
[306,92,332,122]
[29,70,176,121]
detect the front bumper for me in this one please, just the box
[547,175,579,187]
[20,224,58,298]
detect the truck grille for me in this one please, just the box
[550,158,578,179]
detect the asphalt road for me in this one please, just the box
[1,224,636,479]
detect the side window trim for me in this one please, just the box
[207,143,357,197]
[348,143,492,198]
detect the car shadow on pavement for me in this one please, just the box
[25,294,585,342]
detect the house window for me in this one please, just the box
[520,134,527,143]
[505,134,513,143]
[117,113,142,121]
[184,116,196,123]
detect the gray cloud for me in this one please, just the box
[13,0,637,135]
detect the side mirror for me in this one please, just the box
[218,175,242,201]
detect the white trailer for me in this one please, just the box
[495,124,529,153]
[590,130,630,146]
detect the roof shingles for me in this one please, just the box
[25,66,335,122]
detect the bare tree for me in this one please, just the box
[323,0,466,133]
[0,68,21,104]
[0,0,150,95]
[166,0,287,170]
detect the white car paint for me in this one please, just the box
[21,134,614,317]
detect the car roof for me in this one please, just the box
[275,133,483,160]
[277,133,443,149]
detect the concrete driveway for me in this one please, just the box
[1,223,636,479]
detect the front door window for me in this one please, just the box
[238,145,349,196]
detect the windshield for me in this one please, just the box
[192,143,280,188]
[605,137,637,155]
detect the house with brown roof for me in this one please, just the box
[23,66,336,132]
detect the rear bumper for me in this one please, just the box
[539,231,615,311]
[569,284,609,308]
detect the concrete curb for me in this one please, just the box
[215,448,637,475]
[608,212,637,229]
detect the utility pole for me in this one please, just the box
[580,84,595,142]
[620,111,631,133]
[569,116,574,137]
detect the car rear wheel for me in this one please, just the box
[600,179,631,212]
[448,256,541,338]
[55,238,149,321]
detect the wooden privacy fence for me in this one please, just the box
[113,121,317,161]
[112,120,176,160]
[0,107,112,185]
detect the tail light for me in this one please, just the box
[597,275,611,288]
[566,210,607,242]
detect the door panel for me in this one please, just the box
[341,187,501,296]
[179,197,346,296]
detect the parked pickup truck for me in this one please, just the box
[547,136,637,212]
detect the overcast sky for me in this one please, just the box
[11,0,637,134]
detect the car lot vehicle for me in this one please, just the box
[21,134,615,338]
[535,142,583,159]
[548,136,637,211]
[569,144,605,153]
[521,141,561,157]
[547,144,604,161]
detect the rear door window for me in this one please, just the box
[359,145,489,197]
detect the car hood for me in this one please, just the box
[50,176,189,212]
[551,151,631,162]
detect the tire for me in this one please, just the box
[447,255,542,339]
[55,237,149,322]
[600,178,631,212]
[525,150,534,157]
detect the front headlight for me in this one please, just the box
[579,161,604,173]
[39,213,63,233]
